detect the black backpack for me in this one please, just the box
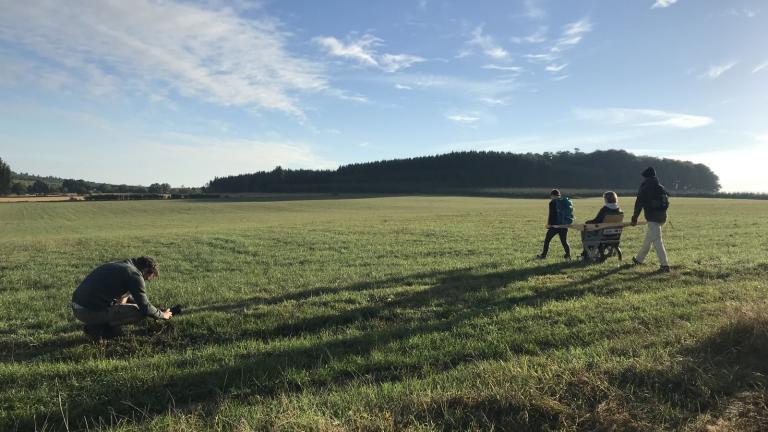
[650,184,670,211]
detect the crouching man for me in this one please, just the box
[71,256,172,339]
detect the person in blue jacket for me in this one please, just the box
[537,189,571,260]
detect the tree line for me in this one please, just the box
[206,149,721,193]
[0,158,201,196]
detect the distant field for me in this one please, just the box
[1,196,767,431]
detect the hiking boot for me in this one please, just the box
[631,257,642,265]
[658,265,671,273]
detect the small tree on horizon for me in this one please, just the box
[11,182,27,195]
[29,180,50,195]
[0,158,11,195]
[148,183,171,194]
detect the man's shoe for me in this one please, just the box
[658,265,671,273]
[631,257,642,265]
[564,254,572,260]
[536,254,547,260]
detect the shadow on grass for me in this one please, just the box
[6,262,764,430]
[607,308,768,430]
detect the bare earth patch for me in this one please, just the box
[0,195,83,203]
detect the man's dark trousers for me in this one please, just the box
[541,228,570,257]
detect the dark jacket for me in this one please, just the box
[633,176,667,223]
[587,205,623,224]
[72,260,163,319]
[547,199,558,226]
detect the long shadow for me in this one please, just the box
[4,260,614,428]
[8,261,764,430]
[185,267,477,315]
[608,312,768,429]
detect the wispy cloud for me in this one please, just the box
[525,18,590,77]
[575,108,713,129]
[479,97,507,105]
[0,0,327,115]
[545,63,568,72]
[482,64,524,75]
[700,61,738,79]
[460,26,510,60]
[386,73,523,99]
[445,113,481,126]
[394,83,413,90]
[314,34,379,66]
[753,61,768,74]
[727,8,758,18]
[510,26,548,44]
[332,91,370,104]
[314,34,425,73]
[525,53,556,62]
[523,0,546,20]
[651,0,678,9]
[552,19,592,52]
[379,53,426,73]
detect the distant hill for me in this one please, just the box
[206,149,721,193]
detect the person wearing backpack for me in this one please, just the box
[630,167,670,272]
[537,189,572,260]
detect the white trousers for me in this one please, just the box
[636,221,668,266]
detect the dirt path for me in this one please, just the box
[0,196,83,203]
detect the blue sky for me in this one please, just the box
[0,0,766,191]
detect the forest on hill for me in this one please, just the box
[206,150,721,193]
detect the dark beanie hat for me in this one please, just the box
[641,167,656,178]
[550,189,561,196]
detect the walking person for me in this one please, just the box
[71,256,176,340]
[537,189,572,260]
[630,167,671,272]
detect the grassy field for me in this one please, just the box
[1,196,768,431]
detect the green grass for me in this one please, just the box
[1,196,768,431]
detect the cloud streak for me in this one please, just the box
[651,0,678,9]
[700,61,738,79]
[526,18,591,77]
[445,113,481,125]
[510,27,548,44]
[0,0,328,115]
[753,61,768,74]
[314,34,425,73]
[460,26,510,60]
[575,108,713,129]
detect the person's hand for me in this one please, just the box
[161,309,173,320]
[631,216,638,226]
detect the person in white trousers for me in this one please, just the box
[630,167,670,273]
